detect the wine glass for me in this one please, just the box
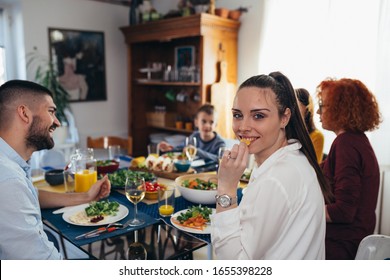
[127,230,147,260]
[184,136,197,162]
[125,177,146,226]
[218,147,227,163]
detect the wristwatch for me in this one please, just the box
[215,194,237,208]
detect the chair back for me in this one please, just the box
[87,136,133,155]
[355,234,390,260]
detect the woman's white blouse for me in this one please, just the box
[211,140,326,259]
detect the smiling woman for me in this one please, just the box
[212,72,332,260]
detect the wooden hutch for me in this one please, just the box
[120,13,240,156]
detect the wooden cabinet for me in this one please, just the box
[120,14,240,156]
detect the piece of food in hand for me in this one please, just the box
[153,156,164,171]
[145,155,156,170]
[240,138,251,146]
[162,157,174,172]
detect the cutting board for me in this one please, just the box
[211,61,236,139]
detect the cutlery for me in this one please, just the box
[52,206,76,214]
[75,218,133,240]
[75,222,124,240]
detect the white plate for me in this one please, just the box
[191,159,205,168]
[170,208,215,235]
[62,203,129,226]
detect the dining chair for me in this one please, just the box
[355,234,390,260]
[87,136,133,155]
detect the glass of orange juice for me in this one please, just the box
[147,143,159,158]
[158,186,175,217]
[75,169,97,192]
[73,152,97,193]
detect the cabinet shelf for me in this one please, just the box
[135,80,201,87]
[149,125,193,134]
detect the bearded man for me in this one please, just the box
[0,80,111,259]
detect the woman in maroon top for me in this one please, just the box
[317,78,382,260]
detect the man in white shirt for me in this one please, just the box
[0,80,111,259]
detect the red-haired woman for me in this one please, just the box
[317,78,381,259]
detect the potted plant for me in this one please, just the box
[27,48,71,143]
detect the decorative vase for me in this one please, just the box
[194,4,209,14]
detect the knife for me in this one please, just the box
[52,206,76,214]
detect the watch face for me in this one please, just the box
[218,195,231,207]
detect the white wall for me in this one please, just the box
[4,0,129,149]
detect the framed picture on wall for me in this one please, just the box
[174,45,195,70]
[48,28,107,102]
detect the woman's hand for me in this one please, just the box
[87,175,111,202]
[217,142,249,194]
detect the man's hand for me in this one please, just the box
[87,175,111,201]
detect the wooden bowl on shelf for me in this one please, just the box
[215,8,229,18]
[228,10,242,21]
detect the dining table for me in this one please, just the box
[35,165,245,260]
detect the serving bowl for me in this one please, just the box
[45,169,64,186]
[174,159,191,173]
[97,160,119,174]
[175,173,218,205]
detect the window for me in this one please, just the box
[0,8,6,85]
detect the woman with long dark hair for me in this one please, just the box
[211,72,332,259]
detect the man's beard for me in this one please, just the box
[26,116,56,151]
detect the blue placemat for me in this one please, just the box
[42,191,160,246]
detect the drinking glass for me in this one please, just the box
[63,169,75,193]
[127,231,147,260]
[218,146,227,163]
[108,145,121,162]
[147,143,159,158]
[158,187,175,217]
[125,177,146,226]
[184,136,197,162]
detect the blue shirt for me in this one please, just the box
[0,137,62,259]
